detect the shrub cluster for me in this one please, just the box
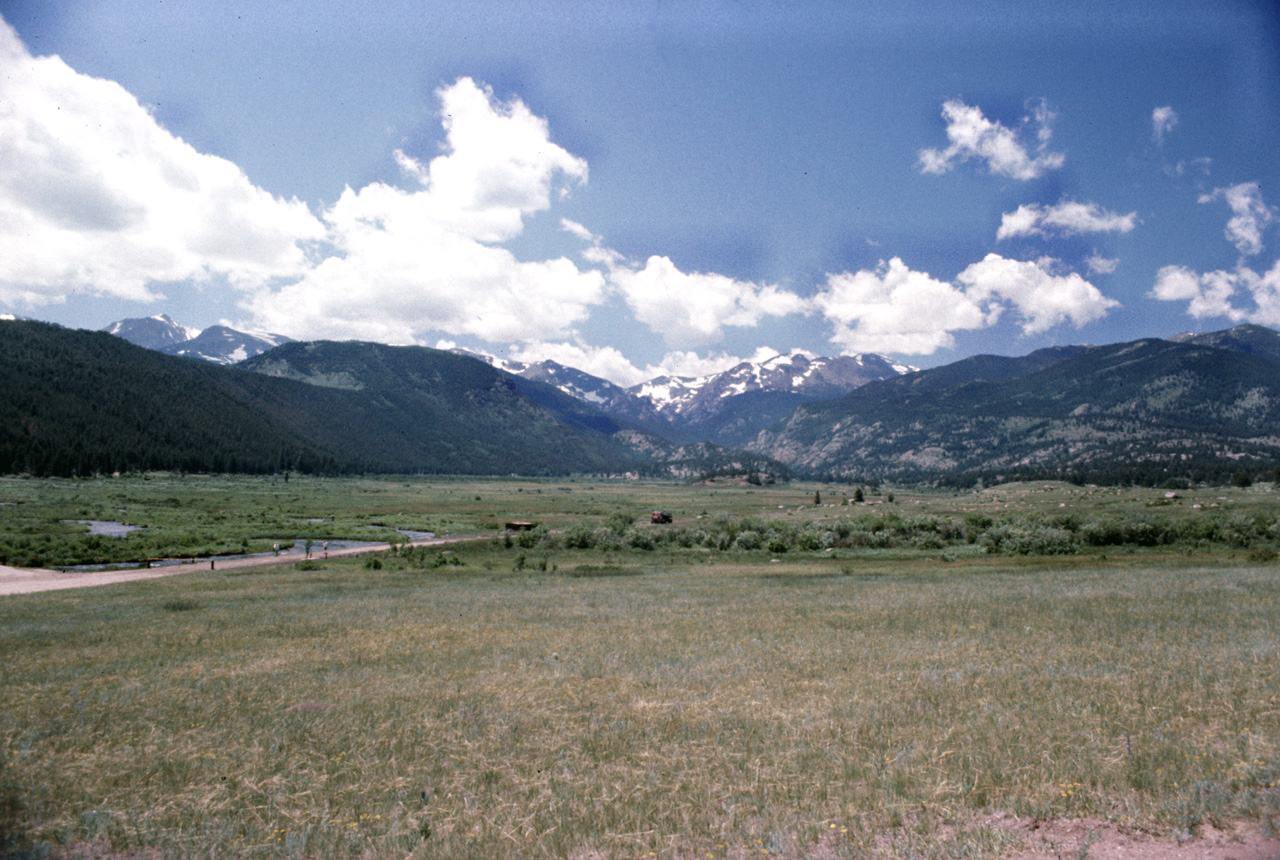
[395,545,464,569]
[977,509,1280,556]
[492,508,1280,559]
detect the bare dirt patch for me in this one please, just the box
[989,812,1280,860]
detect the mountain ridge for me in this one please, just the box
[103,316,913,444]
[88,313,1280,485]
[749,326,1280,485]
[102,315,292,365]
[466,349,915,447]
[3,321,747,477]
[239,339,787,480]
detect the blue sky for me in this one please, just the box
[0,0,1277,384]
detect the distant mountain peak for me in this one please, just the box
[1166,323,1280,364]
[626,351,914,415]
[101,314,201,349]
[161,324,294,365]
[102,314,291,364]
[456,346,915,447]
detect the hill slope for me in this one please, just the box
[0,322,650,476]
[751,332,1280,485]
[240,340,649,474]
[242,340,789,479]
[1,321,337,475]
[1167,323,1280,365]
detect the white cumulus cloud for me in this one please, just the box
[814,258,990,355]
[610,255,809,349]
[505,341,652,388]
[244,78,604,344]
[0,19,324,307]
[1152,106,1178,145]
[1198,183,1275,257]
[997,201,1137,240]
[815,255,1116,355]
[956,254,1119,335]
[1150,262,1280,325]
[918,99,1065,181]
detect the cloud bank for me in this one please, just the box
[0,21,1128,384]
[814,258,989,355]
[245,78,605,344]
[610,255,808,349]
[813,254,1114,355]
[1151,183,1280,325]
[1151,263,1280,326]
[0,19,323,307]
[956,254,1118,335]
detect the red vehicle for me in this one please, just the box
[650,510,672,524]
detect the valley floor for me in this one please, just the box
[2,476,1278,859]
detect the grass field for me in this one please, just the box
[2,476,1279,859]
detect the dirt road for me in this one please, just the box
[0,535,480,596]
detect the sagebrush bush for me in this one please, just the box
[981,524,1080,555]
[482,503,1280,561]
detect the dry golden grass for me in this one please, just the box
[2,541,1278,859]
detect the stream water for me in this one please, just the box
[62,520,144,537]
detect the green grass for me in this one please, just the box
[5,473,1279,568]
[0,473,813,567]
[2,476,1279,858]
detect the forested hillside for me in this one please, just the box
[239,340,646,473]
[0,321,338,475]
[0,322,645,476]
[752,334,1280,486]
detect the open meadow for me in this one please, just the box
[1,475,1279,859]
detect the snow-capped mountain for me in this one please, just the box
[102,315,291,365]
[503,359,661,418]
[458,347,915,447]
[162,325,293,365]
[101,314,200,350]
[629,352,916,420]
[454,351,669,431]
[621,352,916,446]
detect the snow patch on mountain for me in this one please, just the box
[100,314,201,350]
[102,315,290,364]
[625,352,916,418]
